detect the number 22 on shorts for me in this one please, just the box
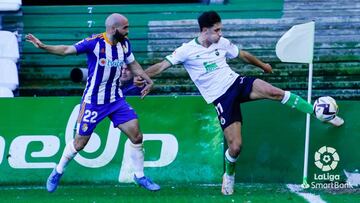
[83,110,98,123]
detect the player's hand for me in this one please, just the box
[263,63,273,73]
[134,76,146,87]
[140,81,153,99]
[25,33,45,49]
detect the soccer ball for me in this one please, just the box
[313,96,338,121]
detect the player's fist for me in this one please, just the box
[140,80,153,99]
[263,63,273,73]
[133,76,146,87]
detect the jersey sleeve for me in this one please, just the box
[223,38,240,59]
[122,38,135,64]
[74,36,97,55]
[165,44,188,65]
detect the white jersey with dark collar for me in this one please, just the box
[165,37,240,103]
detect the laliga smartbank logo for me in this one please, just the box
[314,146,339,172]
[311,146,351,189]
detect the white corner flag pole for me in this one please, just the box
[275,21,315,188]
[302,61,313,188]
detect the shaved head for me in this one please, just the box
[104,13,129,43]
[105,13,128,29]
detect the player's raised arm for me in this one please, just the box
[239,50,273,73]
[25,33,76,56]
[133,60,172,87]
[145,60,172,77]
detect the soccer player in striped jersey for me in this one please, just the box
[26,13,160,192]
[138,11,344,195]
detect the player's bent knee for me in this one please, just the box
[266,87,284,100]
[130,132,143,144]
[74,142,86,151]
[229,144,242,156]
[74,137,90,151]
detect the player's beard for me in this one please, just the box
[114,30,126,42]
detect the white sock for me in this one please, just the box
[225,149,238,163]
[130,142,145,178]
[281,91,291,104]
[56,140,78,174]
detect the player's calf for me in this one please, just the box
[281,91,313,114]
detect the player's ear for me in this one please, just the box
[110,26,118,34]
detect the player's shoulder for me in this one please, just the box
[177,38,198,50]
[75,34,102,46]
[84,33,103,42]
[216,37,238,50]
[218,37,232,45]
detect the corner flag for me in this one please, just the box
[275,21,315,189]
[276,21,315,63]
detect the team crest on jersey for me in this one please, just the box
[99,58,106,66]
[82,123,88,132]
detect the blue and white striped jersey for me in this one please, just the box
[74,33,135,105]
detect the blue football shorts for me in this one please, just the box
[76,98,137,136]
[212,76,256,130]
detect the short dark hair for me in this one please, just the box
[197,11,221,31]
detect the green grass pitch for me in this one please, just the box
[0,183,359,203]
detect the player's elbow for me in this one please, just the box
[239,51,250,62]
[58,51,67,56]
[62,46,76,56]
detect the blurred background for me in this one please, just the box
[0,1,359,202]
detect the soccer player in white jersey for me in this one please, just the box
[26,13,160,192]
[138,11,344,195]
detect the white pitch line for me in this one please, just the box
[287,184,327,203]
[0,186,44,190]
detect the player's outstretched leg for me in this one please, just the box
[222,149,236,195]
[46,139,78,192]
[250,79,344,127]
[281,91,344,127]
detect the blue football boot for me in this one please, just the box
[46,167,63,193]
[134,175,160,191]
